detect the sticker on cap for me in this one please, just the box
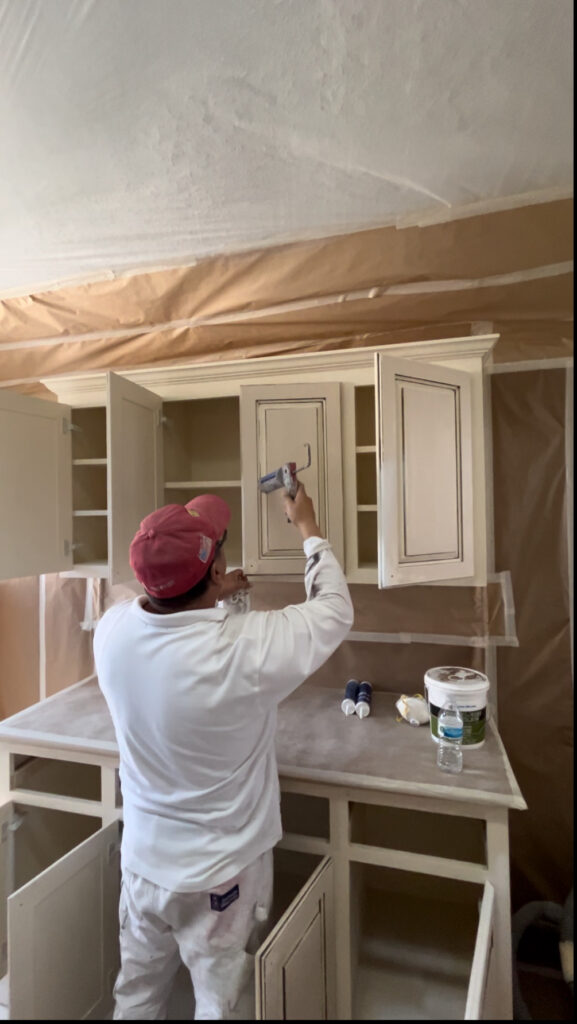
[198,535,213,563]
[187,508,200,518]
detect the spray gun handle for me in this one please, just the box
[282,462,298,498]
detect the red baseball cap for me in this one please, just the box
[185,494,230,540]
[129,496,231,598]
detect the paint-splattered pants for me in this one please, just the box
[113,850,273,1020]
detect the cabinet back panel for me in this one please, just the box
[71,408,107,460]
[356,452,378,506]
[271,848,322,928]
[357,510,378,566]
[163,398,241,481]
[350,802,486,864]
[72,464,107,511]
[355,386,376,447]
[73,514,108,563]
[12,758,101,802]
[280,792,330,839]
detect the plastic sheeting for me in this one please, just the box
[492,368,573,909]
[0,575,39,717]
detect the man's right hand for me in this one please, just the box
[283,483,323,541]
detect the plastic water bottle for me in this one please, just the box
[436,702,464,774]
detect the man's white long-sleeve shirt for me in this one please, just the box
[94,537,353,892]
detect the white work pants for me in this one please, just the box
[113,850,273,1020]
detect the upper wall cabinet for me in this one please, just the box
[34,333,496,588]
[376,355,474,587]
[240,383,344,574]
[0,374,163,583]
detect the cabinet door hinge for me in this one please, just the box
[62,419,80,434]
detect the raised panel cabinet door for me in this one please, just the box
[0,389,73,580]
[107,373,164,585]
[256,857,335,1021]
[465,882,495,1019]
[8,819,121,1021]
[240,384,344,574]
[376,354,475,587]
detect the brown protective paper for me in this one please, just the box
[44,575,94,696]
[0,576,39,718]
[251,580,510,642]
[0,198,571,342]
[303,640,486,692]
[492,368,573,910]
[0,199,572,384]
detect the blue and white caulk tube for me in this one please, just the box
[355,681,373,719]
[341,679,360,716]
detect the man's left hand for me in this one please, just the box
[220,569,251,598]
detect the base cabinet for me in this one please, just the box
[0,805,334,1022]
[350,863,494,1021]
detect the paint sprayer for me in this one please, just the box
[258,443,312,499]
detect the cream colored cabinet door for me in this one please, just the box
[256,857,335,1021]
[0,388,73,581]
[107,372,164,584]
[6,817,120,1021]
[377,354,475,587]
[240,384,344,574]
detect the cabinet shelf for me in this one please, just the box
[164,480,242,489]
[73,510,108,517]
[60,561,109,578]
[72,458,108,466]
[357,504,378,512]
[355,445,377,454]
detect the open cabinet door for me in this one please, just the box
[7,819,120,1021]
[465,882,495,1019]
[107,373,164,584]
[377,354,475,587]
[0,389,73,580]
[256,856,335,1021]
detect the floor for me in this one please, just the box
[514,919,573,1020]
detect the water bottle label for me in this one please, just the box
[439,726,463,739]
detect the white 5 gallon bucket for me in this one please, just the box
[424,667,490,749]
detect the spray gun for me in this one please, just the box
[258,443,312,499]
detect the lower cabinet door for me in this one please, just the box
[464,881,495,1020]
[255,856,335,1021]
[7,813,120,1020]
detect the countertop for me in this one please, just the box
[0,678,526,810]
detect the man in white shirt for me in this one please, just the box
[94,485,353,1020]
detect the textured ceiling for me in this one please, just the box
[0,0,573,297]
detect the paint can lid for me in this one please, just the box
[424,666,490,690]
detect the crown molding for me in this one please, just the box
[40,334,498,406]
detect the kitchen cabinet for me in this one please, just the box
[0,679,525,1020]
[0,333,497,585]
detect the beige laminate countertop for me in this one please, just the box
[0,678,526,810]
